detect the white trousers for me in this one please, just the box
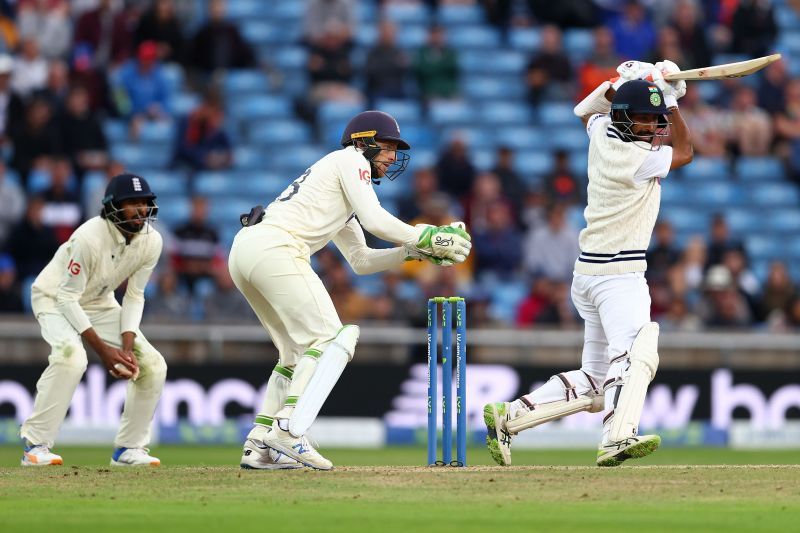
[20,308,168,449]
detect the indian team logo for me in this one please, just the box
[650,93,661,106]
[132,177,142,191]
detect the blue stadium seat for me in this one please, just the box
[249,120,311,145]
[663,207,708,234]
[243,20,301,45]
[697,82,722,103]
[447,26,501,49]
[385,3,430,24]
[195,171,243,196]
[223,70,270,96]
[161,63,185,94]
[746,235,784,261]
[171,92,200,116]
[139,121,175,143]
[660,181,686,204]
[104,120,128,143]
[391,25,429,49]
[508,28,541,52]
[787,237,800,260]
[547,128,589,151]
[438,4,484,25]
[354,25,378,47]
[471,148,495,171]
[406,148,437,171]
[154,196,190,227]
[735,156,785,181]
[462,75,526,100]
[539,103,576,126]
[271,146,327,174]
[778,32,800,55]
[767,209,800,232]
[458,50,526,75]
[679,157,729,181]
[273,46,307,70]
[140,169,188,196]
[724,208,761,234]
[112,143,171,169]
[209,198,256,227]
[688,181,745,206]
[271,1,304,20]
[563,29,594,61]
[514,151,554,176]
[318,101,365,126]
[233,146,268,169]
[752,183,800,206]
[568,151,588,176]
[225,0,263,21]
[777,3,800,30]
[495,126,547,151]
[480,101,532,125]
[229,95,292,120]
[489,281,529,324]
[397,124,438,149]
[429,100,473,125]
[373,99,422,123]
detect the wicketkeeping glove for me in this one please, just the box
[409,221,472,264]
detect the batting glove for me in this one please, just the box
[654,60,687,100]
[647,68,679,109]
[611,60,655,90]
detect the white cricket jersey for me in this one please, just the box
[259,146,417,256]
[574,114,673,275]
[31,217,162,334]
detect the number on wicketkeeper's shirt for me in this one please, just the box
[277,168,311,202]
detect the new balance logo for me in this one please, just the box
[292,443,308,455]
[132,177,142,191]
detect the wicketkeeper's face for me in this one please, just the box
[372,140,399,177]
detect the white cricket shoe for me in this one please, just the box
[484,402,513,466]
[596,434,661,467]
[240,437,304,470]
[110,447,161,467]
[21,444,63,466]
[262,423,333,470]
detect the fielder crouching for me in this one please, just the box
[20,174,167,467]
[484,60,694,466]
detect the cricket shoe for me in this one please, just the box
[596,434,661,467]
[262,424,333,470]
[240,438,304,470]
[484,402,513,466]
[21,444,63,466]
[110,447,161,467]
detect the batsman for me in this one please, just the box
[229,110,472,470]
[485,60,694,466]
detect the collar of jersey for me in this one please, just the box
[104,217,128,245]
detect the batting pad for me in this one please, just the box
[288,325,360,437]
[609,322,660,442]
[506,394,603,434]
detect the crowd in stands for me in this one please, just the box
[0,0,798,333]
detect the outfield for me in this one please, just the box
[1,446,798,532]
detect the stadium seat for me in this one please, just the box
[547,128,589,152]
[104,120,128,143]
[208,198,256,227]
[390,25,429,49]
[508,28,541,52]
[513,151,554,176]
[568,151,588,176]
[767,209,800,232]
[406,148,437,171]
[752,183,800,206]
[448,26,501,49]
[223,70,271,96]
[171,92,201,116]
[112,143,171,169]
[480,101,532,125]
[140,170,188,196]
[243,21,301,46]
[563,29,594,61]
[438,4,484,25]
[271,1,303,20]
[734,156,785,181]
[195,171,243,196]
[373,99,422,123]
[154,195,190,227]
[458,50,526,75]
[429,100,473,126]
[688,181,745,207]
[273,46,307,70]
[746,235,784,261]
[663,207,709,234]
[249,120,311,145]
[489,281,529,324]
[539,103,576,126]
[233,146,268,169]
[161,63,185,94]
[471,149,495,171]
[724,209,761,234]
[224,0,262,21]
[229,95,292,120]
[495,126,547,151]
[463,75,526,100]
[384,3,430,25]
[679,157,729,181]
[271,146,327,174]
[139,121,175,143]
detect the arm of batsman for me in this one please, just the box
[410,222,472,264]
[654,60,686,100]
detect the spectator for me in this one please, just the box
[144,270,192,322]
[4,196,59,280]
[577,27,620,100]
[73,0,133,68]
[57,84,108,175]
[326,261,369,322]
[307,22,362,105]
[772,79,800,183]
[659,296,702,332]
[525,25,572,106]
[202,265,257,323]
[0,54,23,144]
[0,253,23,312]
[115,40,172,137]
[731,0,776,58]
[721,248,760,314]
[365,20,409,102]
[544,150,581,206]
[461,171,515,233]
[9,96,61,184]
[523,202,579,282]
[70,43,116,115]
[36,59,70,112]
[472,200,523,279]
[172,88,232,171]
[0,8,18,53]
[492,146,527,214]
[186,0,257,75]
[646,26,686,70]
[784,296,800,330]
[729,85,772,156]
[610,0,656,62]
[698,264,753,327]
[647,219,680,283]
[11,37,48,98]
[414,25,460,102]
[679,84,728,157]
[706,213,746,268]
[516,277,559,326]
[304,0,355,44]
[435,136,475,199]
[759,261,796,323]
[84,159,125,216]
[667,0,711,70]
[17,0,72,60]
[396,166,439,221]
[520,186,548,230]
[758,58,788,116]
[0,160,25,248]
[40,156,82,243]
[172,196,221,293]
[673,235,706,295]
[134,0,185,64]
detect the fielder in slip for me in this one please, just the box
[485,60,694,466]
[229,110,472,470]
[21,174,167,467]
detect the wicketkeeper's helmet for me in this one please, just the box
[341,110,411,183]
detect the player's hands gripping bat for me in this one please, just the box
[610,60,654,90]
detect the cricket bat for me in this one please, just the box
[663,54,781,81]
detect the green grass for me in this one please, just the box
[1,446,799,532]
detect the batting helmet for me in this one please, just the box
[341,110,410,183]
[101,173,158,234]
[610,79,670,148]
